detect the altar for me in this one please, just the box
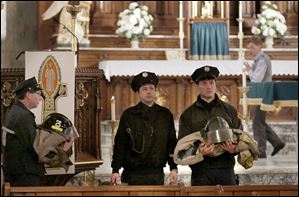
[244,81,298,161]
[99,60,298,82]
[98,60,297,121]
[246,81,298,111]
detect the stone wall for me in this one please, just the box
[1,1,38,68]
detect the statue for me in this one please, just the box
[42,1,92,45]
[201,1,213,18]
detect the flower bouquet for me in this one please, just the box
[115,2,154,48]
[251,1,287,47]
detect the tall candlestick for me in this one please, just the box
[242,68,246,88]
[221,1,224,18]
[111,96,116,121]
[177,1,185,60]
[239,20,243,33]
[179,1,183,18]
[242,67,248,132]
[239,1,243,20]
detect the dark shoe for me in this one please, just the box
[271,143,286,156]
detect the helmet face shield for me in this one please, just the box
[204,116,233,144]
[40,113,79,139]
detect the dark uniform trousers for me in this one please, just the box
[5,173,42,186]
[252,106,284,157]
[191,168,237,186]
[121,169,164,185]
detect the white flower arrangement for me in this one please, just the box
[115,2,154,41]
[251,1,287,39]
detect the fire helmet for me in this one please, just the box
[40,113,79,139]
[203,116,233,144]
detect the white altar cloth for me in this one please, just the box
[98,60,298,82]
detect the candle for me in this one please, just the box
[111,96,116,121]
[221,1,224,18]
[179,1,183,18]
[239,1,243,20]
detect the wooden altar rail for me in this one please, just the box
[4,182,298,196]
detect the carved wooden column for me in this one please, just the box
[1,68,25,123]
[74,67,103,169]
[285,1,298,35]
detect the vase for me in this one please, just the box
[265,37,274,49]
[130,39,139,49]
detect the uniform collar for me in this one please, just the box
[131,101,163,114]
[196,94,221,109]
[16,100,36,118]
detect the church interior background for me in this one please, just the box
[1,1,298,189]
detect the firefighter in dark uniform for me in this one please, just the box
[2,77,46,186]
[111,71,178,185]
[178,66,241,186]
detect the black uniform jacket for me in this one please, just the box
[179,94,241,170]
[3,101,45,176]
[111,102,177,173]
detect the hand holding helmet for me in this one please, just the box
[34,113,79,172]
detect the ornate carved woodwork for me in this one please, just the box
[38,1,298,51]
[0,68,25,124]
[78,49,167,67]
[100,75,298,123]
[74,68,102,167]
[37,1,298,67]
[1,67,103,175]
[229,1,298,35]
[91,1,180,35]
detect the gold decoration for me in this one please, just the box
[1,81,15,107]
[83,170,95,186]
[76,82,89,108]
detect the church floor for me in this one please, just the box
[67,155,298,186]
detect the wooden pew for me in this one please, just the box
[222,185,298,196]
[4,182,298,196]
[3,183,182,196]
[181,184,225,196]
[182,185,298,196]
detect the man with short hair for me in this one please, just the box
[111,71,178,185]
[178,65,241,186]
[2,77,45,186]
[244,37,285,158]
